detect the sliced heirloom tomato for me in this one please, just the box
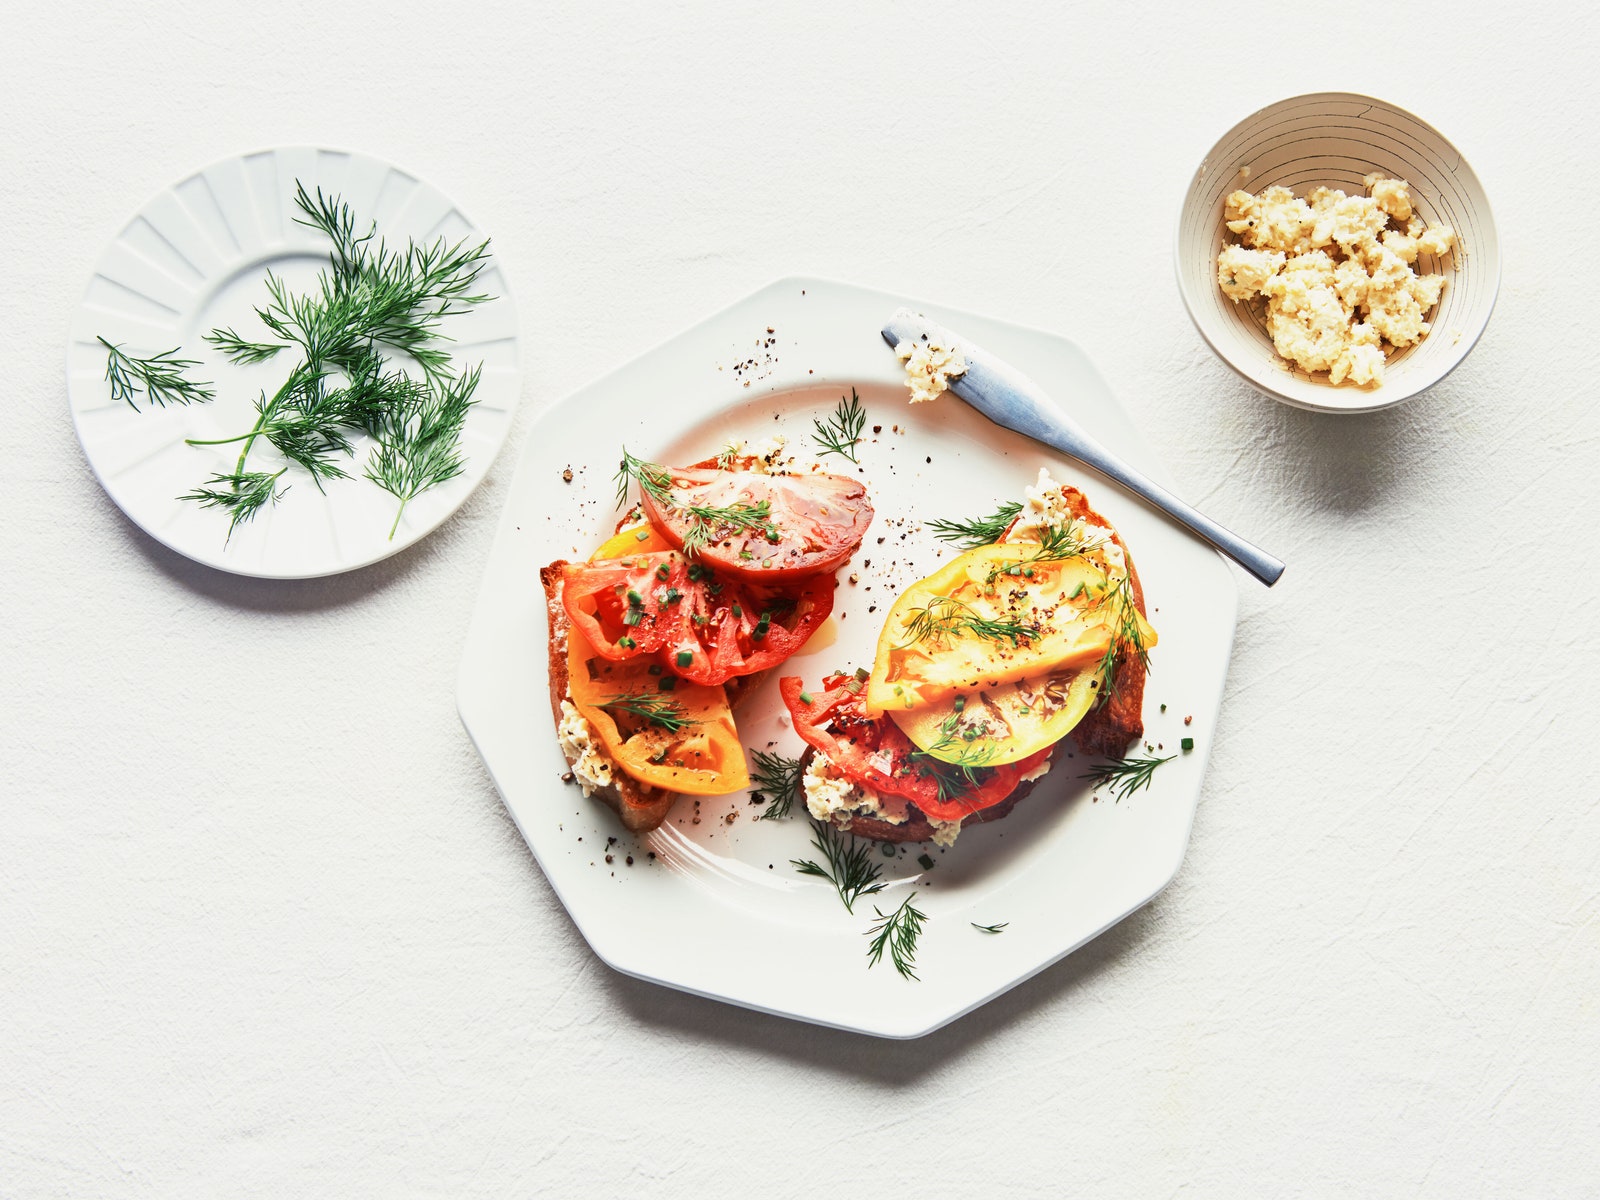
[638,466,873,583]
[562,528,834,687]
[567,623,748,795]
[780,675,1051,823]
[864,542,1156,716]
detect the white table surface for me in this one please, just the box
[5,4,1597,1196]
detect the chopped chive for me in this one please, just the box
[676,650,694,667]
[917,854,934,870]
[880,843,896,858]
[635,529,650,541]
[626,589,642,605]
[622,609,643,626]
[618,635,636,649]
[1181,737,1195,752]
[655,564,670,581]
[731,604,742,617]
[799,691,813,704]
[658,676,677,692]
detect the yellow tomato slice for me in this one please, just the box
[569,523,749,795]
[866,543,1137,714]
[889,669,1100,766]
[566,623,750,795]
[592,523,674,559]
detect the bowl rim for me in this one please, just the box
[1174,90,1500,414]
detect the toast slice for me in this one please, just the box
[541,561,767,833]
[803,483,1152,844]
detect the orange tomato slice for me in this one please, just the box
[564,525,749,795]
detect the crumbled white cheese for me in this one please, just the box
[1217,176,1456,387]
[557,699,617,797]
[1019,755,1053,784]
[1005,467,1127,577]
[928,819,962,848]
[721,434,793,474]
[802,752,909,828]
[894,337,967,404]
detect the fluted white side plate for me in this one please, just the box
[67,146,520,578]
[458,278,1238,1039]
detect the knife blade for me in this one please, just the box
[881,308,1285,587]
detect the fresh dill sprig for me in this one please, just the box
[971,921,1008,934]
[749,749,804,821]
[204,327,283,365]
[98,337,214,411]
[1081,753,1173,802]
[927,501,1022,548]
[614,448,673,508]
[899,594,1039,649]
[366,364,482,538]
[284,182,492,381]
[113,180,495,543]
[865,893,928,980]
[792,819,886,914]
[178,469,287,539]
[812,388,866,463]
[680,498,774,557]
[1090,575,1151,706]
[910,740,1002,802]
[716,441,739,470]
[984,523,1095,584]
[600,692,694,734]
[613,446,778,557]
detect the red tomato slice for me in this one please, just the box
[564,554,833,687]
[780,676,1050,822]
[637,467,873,582]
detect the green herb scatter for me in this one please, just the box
[812,388,866,462]
[1080,754,1173,802]
[791,819,885,914]
[866,893,928,980]
[98,338,214,411]
[927,501,1023,548]
[600,693,694,734]
[104,180,494,541]
[748,749,805,821]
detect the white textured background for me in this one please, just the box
[5,3,1598,1196]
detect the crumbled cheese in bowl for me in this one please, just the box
[1217,176,1456,387]
[894,337,967,404]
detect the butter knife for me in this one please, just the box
[881,308,1285,587]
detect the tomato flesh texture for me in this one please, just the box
[638,467,873,582]
[563,552,834,687]
[567,622,749,796]
[780,676,1050,822]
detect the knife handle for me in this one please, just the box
[957,360,1287,587]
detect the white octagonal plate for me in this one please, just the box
[458,277,1237,1038]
